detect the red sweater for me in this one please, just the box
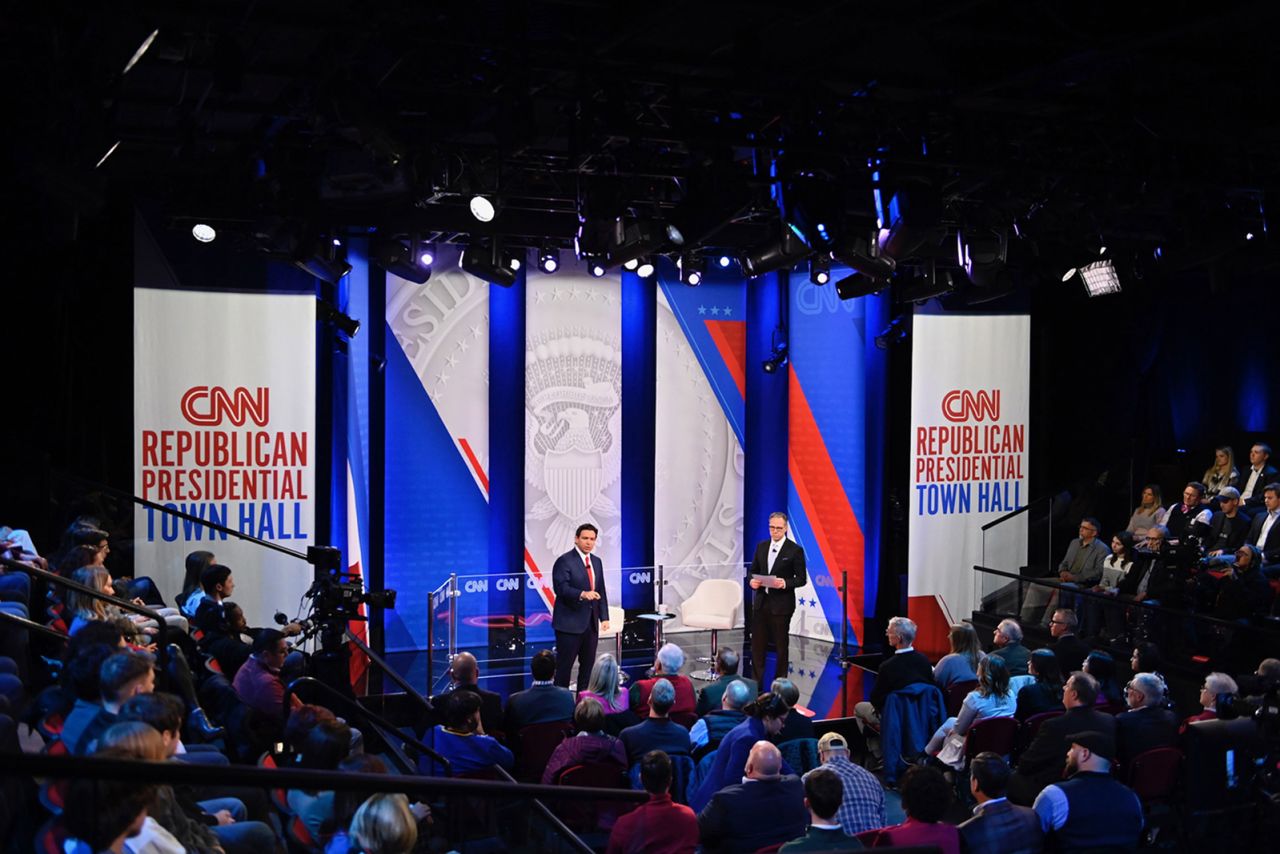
[631,675,697,719]
[606,794,697,854]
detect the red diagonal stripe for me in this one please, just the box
[704,319,747,399]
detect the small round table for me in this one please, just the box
[636,611,676,650]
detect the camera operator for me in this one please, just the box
[193,564,302,678]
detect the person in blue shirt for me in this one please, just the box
[428,689,514,776]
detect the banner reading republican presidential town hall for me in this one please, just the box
[133,287,316,630]
[908,312,1029,656]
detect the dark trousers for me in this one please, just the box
[554,623,599,689]
[750,606,792,685]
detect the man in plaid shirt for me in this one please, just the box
[806,731,886,836]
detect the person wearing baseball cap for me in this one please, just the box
[807,731,885,836]
[1031,730,1143,851]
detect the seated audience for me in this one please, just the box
[772,677,815,743]
[1164,481,1213,542]
[60,761,156,854]
[869,765,959,854]
[1015,648,1065,722]
[1206,487,1250,556]
[1181,671,1238,733]
[1238,443,1278,512]
[72,650,156,755]
[1246,483,1280,566]
[695,647,758,717]
[988,618,1030,676]
[542,696,626,784]
[194,564,301,678]
[1209,543,1273,620]
[440,651,502,737]
[1021,519,1109,626]
[779,767,863,852]
[579,652,631,714]
[1082,651,1123,708]
[1031,730,1143,852]
[689,691,789,812]
[933,623,984,689]
[923,655,1015,769]
[176,550,216,616]
[689,678,751,751]
[1008,672,1115,806]
[429,689,514,776]
[1048,608,1090,673]
[958,752,1042,854]
[854,616,934,754]
[504,649,574,734]
[350,793,418,854]
[59,641,123,753]
[1126,484,1167,536]
[1203,446,1240,501]
[1085,532,1135,637]
[619,678,692,765]
[697,741,807,854]
[811,732,885,836]
[606,750,698,854]
[1116,671,1178,769]
[287,718,354,841]
[231,629,302,724]
[630,642,696,719]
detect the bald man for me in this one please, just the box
[437,651,503,738]
[697,741,808,853]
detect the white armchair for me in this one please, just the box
[598,605,625,661]
[678,579,742,680]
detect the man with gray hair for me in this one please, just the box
[690,678,751,749]
[1116,672,1177,768]
[695,647,759,716]
[853,617,933,753]
[620,677,693,764]
[748,511,808,684]
[630,641,696,719]
[990,618,1030,676]
[1009,671,1115,805]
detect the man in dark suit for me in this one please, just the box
[503,649,574,735]
[958,752,1043,854]
[1238,443,1278,514]
[698,740,808,854]
[619,678,693,764]
[695,647,758,716]
[853,616,934,754]
[1245,483,1280,565]
[1008,671,1116,805]
[550,523,611,689]
[1115,671,1178,769]
[748,512,807,684]
[439,651,503,739]
[1048,608,1091,672]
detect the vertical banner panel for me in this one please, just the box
[655,278,746,628]
[524,271,623,645]
[133,289,315,630]
[908,313,1030,657]
[384,264,490,652]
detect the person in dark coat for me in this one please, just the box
[778,768,864,852]
[853,616,934,752]
[698,740,808,854]
[1047,609,1090,673]
[958,752,1043,854]
[695,647,758,717]
[436,651,503,738]
[988,618,1030,676]
[1008,671,1116,806]
[1115,671,1178,770]
[503,649,574,735]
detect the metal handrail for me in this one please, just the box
[980,493,1053,531]
[0,608,69,642]
[344,628,435,718]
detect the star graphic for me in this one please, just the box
[457,339,470,353]
[698,305,707,315]
[434,372,450,386]
[445,353,459,368]
[710,306,721,316]
[809,669,818,679]
[722,307,733,316]
[534,290,547,303]
[469,324,482,339]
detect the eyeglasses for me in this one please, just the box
[768,525,786,531]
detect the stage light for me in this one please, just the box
[419,247,436,266]
[666,223,686,246]
[1246,232,1256,241]
[623,258,639,271]
[781,175,842,251]
[740,227,809,278]
[191,223,217,243]
[678,253,704,286]
[957,227,1008,288]
[762,342,789,374]
[538,247,559,273]
[95,141,121,169]
[317,299,360,339]
[469,194,497,222]
[508,250,523,272]
[294,235,351,284]
[461,241,519,287]
[608,217,677,267]
[831,229,895,281]
[874,317,908,349]
[897,263,956,303]
[373,236,433,284]
[719,255,732,268]
[1078,258,1122,296]
[123,29,160,74]
[809,256,830,285]
[834,271,888,301]
[589,262,607,278]
[636,258,656,278]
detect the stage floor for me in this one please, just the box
[383,629,874,720]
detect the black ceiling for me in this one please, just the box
[8,0,1280,281]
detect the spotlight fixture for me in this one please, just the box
[718,255,733,268]
[678,253,704,286]
[469,194,498,223]
[623,258,639,271]
[537,246,560,273]
[589,262,607,278]
[635,258,656,278]
[831,230,895,281]
[316,299,360,339]
[608,217,679,268]
[762,341,789,374]
[461,241,519,287]
[740,227,809,279]
[293,235,352,284]
[874,316,908,350]
[956,227,1008,288]
[809,256,830,285]
[1077,258,1122,297]
[373,235,434,284]
[507,249,523,272]
[419,247,435,266]
[191,223,217,243]
[834,272,888,301]
[897,261,956,303]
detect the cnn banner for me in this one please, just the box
[133,288,316,629]
[907,312,1029,657]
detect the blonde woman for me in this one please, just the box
[1125,484,1168,536]
[351,793,418,854]
[932,623,986,688]
[579,652,630,713]
[67,565,187,639]
[1202,446,1239,501]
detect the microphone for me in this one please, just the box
[273,612,289,626]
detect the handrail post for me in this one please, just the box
[447,572,458,661]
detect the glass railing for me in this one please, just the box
[978,495,1055,615]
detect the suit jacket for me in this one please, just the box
[1115,705,1178,769]
[958,798,1043,854]
[1239,464,1279,508]
[1051,634,1091,675]
[696,674,759,717]
[503,683,574,734]
[1012,705,1116,798]
[1246,511,1280,563]
[748,538,807,616]
[989,642,1030,677]
[779,825,865,852]
[869,649,934,711]
[551,548,609,634]
[698,775,808,854]
[1057,538,1110,585]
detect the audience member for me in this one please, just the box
[193,564,301,678]
[1164,482,1213,543]
[630,642,696,719]
[504,649,574,734]
[1126,484,1167,536]
[287,719,354,841]
[871,765,959,853]
[60,763,156,854]
[231,629,301,724]
[1082,651,1122,708]
[811,732,885,836]
[1238,443,1278,511]
[772,677,815,742]
[958,752,1042,854]
[689,691,790,812]
[1085,532,1136,637]
[350,793,418,854]
[442,651,503,737]
[689,678,751,751]
[606,750,698,854]
[695,647,758,717]
[1245,483,1280,565]
[176,550,216,617]
[923,655,1015,769]
[580,652,631,714]
[779,767,864,852]
[1021,519,1109,626]
[854,616,934,752]
[72,650,156,755]
[1032,730,1143,852]
[429,689,513,776]
[1180,671,1238,733]
[697,740,807,854]
[933,623,985,689]
[1202,446,1241,500]
[542,696,626,783]
[988,618,1030,676]
[619,678,692,765]
[1008,672,1115,805]
[1206,487,1250,556]
[1014,649,1065,722]
[1048,609,1090,673]
[59,641,122,752]
[1116,671,1178,768]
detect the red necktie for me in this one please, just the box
[585,555,595,591]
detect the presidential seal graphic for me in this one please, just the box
[525,275,624,562]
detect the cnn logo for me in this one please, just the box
[180,386,270,426]
[941,389,1000,422]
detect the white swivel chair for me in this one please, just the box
[678,578,742,681]
[598,604,626,663]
